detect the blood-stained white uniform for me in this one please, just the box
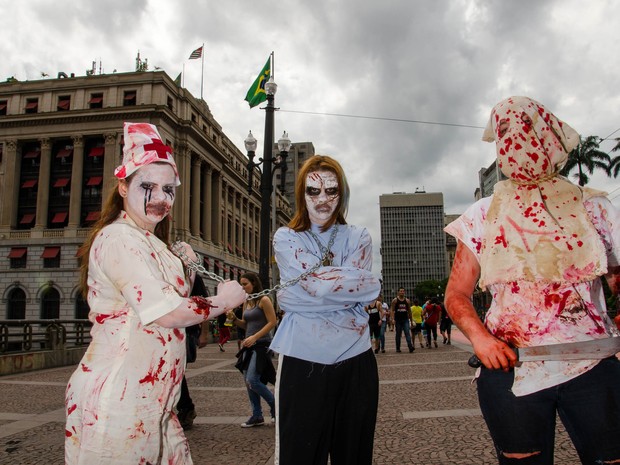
[65,212,193,465]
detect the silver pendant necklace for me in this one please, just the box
[307,226,338,266]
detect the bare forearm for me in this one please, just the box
[444,290,488,341]
[154,297,214,328]
[155,288,244,328]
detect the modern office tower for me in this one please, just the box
[0,70,291,320]
[379,191,448,300]
[444,213,460,273]
[275,141,315,211]
[478,159,506,199]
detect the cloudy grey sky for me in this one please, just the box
[2,0,619,274]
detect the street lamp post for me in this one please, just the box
[244,77,291,288]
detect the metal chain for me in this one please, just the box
[171,226,339,300]
[170,242,226,283]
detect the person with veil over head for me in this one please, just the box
[445,97,620,464]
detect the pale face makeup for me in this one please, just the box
[119,163,177,232]
[305,170,340,226]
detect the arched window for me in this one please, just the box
[7,288,26,319]
[75,294,90,319]
[41,287,60,320]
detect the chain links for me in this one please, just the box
[171,226,338,301]
[170,242,226,284]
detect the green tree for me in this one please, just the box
[414,279,448,302]
[559,135,611,186]
[608,137,620,178]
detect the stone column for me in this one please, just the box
[34,138,51,229]
[232,190,239,255]
[253,208,259,261]
[222,183,229,250]
[245,199,251,259]
[101,132,118,202]
[190,157,201,237]
[211,171,222,245]
[0,140,19,228]
[68,135,84,229]
[172,144,191,235]
[201,166,212,242]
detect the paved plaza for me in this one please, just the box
[0,329,580,465]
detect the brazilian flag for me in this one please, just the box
[244,57,271,108]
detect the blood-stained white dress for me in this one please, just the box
[65,212,193,465]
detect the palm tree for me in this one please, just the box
[559,135,611,186]
[609,138,620,178]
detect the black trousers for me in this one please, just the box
[176,376,194,412]
[275,349,378,465]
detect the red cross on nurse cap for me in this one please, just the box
[114,122,181,186]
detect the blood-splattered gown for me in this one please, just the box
[65,212,193,465]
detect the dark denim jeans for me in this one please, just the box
[477,357,620,464]
[244,350,275,419]
[394,319,413,351]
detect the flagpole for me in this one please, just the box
[182,63,185,87]
[200,43,205,100]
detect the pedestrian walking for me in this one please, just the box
[228,272,276,428]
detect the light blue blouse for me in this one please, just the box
[270,223,381,364]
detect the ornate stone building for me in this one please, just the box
[0,70,291,320]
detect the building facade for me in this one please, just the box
[478,159,506,199]
[0,70,291,321]
[444,213,460,273]
[379,192,448,300]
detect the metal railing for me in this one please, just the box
[0,319,92,354]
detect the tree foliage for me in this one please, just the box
[609,137,620,178]
[559,135,611,186]
[414,278,448,302]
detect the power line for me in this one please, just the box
[601,127,620,142]
[280,109,620,145]
[279,109,485,130]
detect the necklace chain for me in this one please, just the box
[170,226,338,300]
[307,229,335,266]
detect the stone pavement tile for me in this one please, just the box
[0,365,76,383]
[373,416,580,465]
[0,422,64,465]
[189,371,247,388]
[0,384,65,414]
[185,423,275,465]
[379,360,474,380]
[188,389,267,418]
[378,380,479,415]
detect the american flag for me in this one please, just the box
[189,46,203,60]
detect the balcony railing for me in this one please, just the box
[0,319,92,353]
